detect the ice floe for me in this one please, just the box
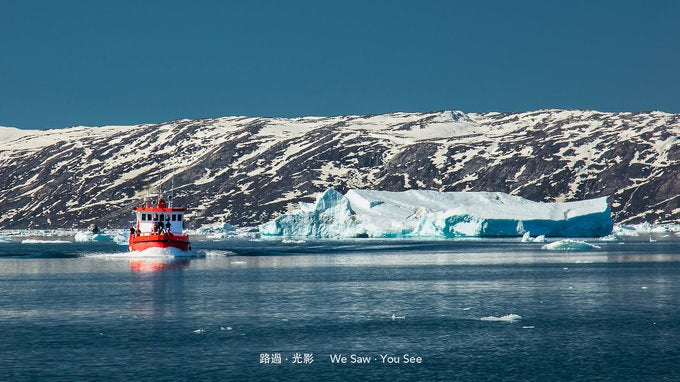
[541,240,601,251]
[613,223,680,236]
[191,223,257,239]
[480,314,522,322]
[74,231,113,242]
[111,232,129,245]
[533,235,547,243]
[520,232,531,242]
[599,234,619,241]
[21,239,71,244]
[521,232,547,243]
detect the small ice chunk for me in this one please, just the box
[462,307,472,311]
[282,239,305,244]
[480,314,522,322]
[75,231,113,242]
[21,239,70,244]
[522,326,535,329]
[599,234,619,241]
[533,235,547,243]
[520,232,531,242]
[641,286,648,290]
[193,329,205,334]
[542,240,601,251]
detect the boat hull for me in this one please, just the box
[128,234,191,252]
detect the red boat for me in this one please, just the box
[128,196,191,252]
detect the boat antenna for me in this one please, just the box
[170,174,174,208]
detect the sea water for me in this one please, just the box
[1,237,680,381]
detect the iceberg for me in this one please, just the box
[259,188,363,238]
[259,188,614,238]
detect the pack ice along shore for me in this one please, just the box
[259,188,613,238]
[0,109,677,229]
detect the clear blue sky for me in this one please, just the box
[1,0,679,129]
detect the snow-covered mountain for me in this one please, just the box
[0,109,677,229]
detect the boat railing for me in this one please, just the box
[130,232,189,238]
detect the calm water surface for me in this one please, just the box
[1,238,679,381]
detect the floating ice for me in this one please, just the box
[260,188,613,238]
[282,239,305,244]
[599,234,619,241]
[195,222,238,235]
[193,222,253,239]
[21,239,71,244]
[260,188,362,238]
[533,235,547,243]
[202,250,235,258]
[521,232,547,243]
[111,232,129,245]
[480,314,522,322]
[0,236,11,243]
[613,223,680,237]
[542,240,601,251]
[74,231,113,242]
[520,232,532,242]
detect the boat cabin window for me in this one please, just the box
[147,213,152,221]
[141,214,147,221]
[153,213,158,221]
[178,214,183,221]
[160,214,165,221]
[171,214,176,221]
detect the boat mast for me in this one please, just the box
[170,175,174,208]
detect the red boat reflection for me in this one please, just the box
[129,258,190,272]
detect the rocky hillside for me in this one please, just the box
[0,109,677,229]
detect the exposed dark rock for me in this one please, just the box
[0,109,677,229]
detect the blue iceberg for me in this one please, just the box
[259,188,614,238]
